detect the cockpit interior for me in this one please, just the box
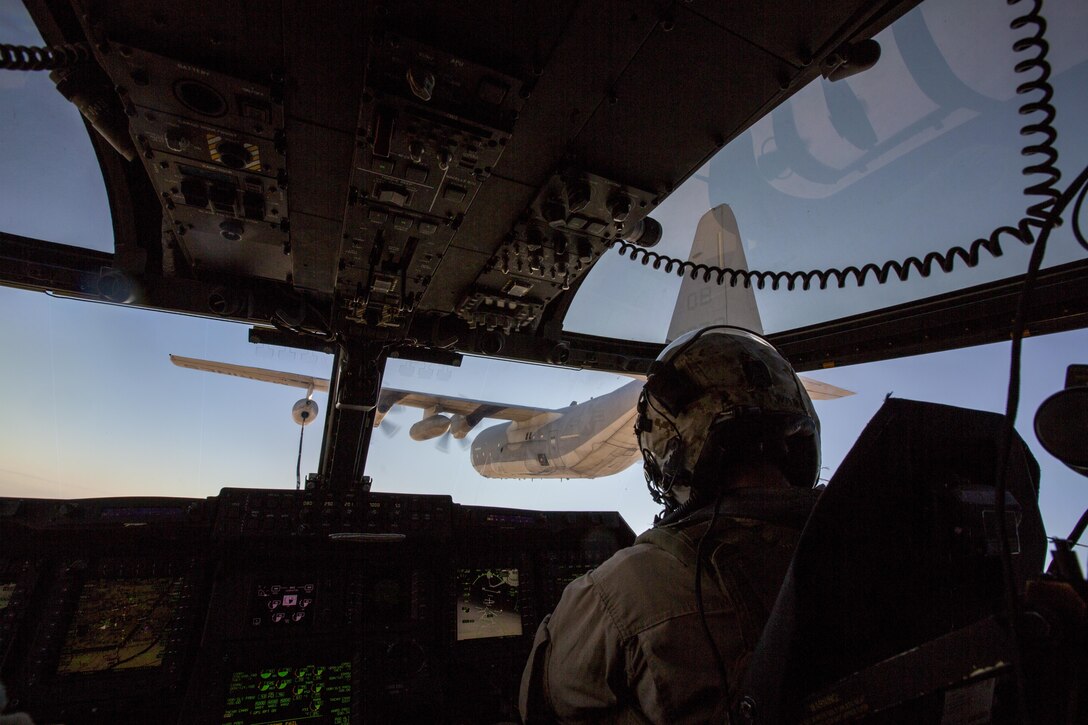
[1,0,1086,721]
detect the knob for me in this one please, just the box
[408,139,425,164]
[526,225,545,251]
[219,220,245,241]
[406,66,435,101]
[576,238,593,261]
[565,178,592,213]
[609,194,632,223]
[541,197,566,226]
[165,128,189,152]
[552,233,569,260]
[216,141,249,169]
[437,148,452,171]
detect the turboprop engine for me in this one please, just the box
[410,414,452,441]
[448,414,478,439]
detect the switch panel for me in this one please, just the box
[95,44,290,281]
[456,171,656,333]
[339,32,526,329]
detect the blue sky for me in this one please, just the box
[0,0,1085,565]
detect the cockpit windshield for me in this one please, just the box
[566,0,1088,341]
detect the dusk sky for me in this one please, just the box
[1,0,1085,564]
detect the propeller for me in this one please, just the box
[375,391,409,438]
[377,406,404,438]
[435,430,472,454]
[372,403,478,452]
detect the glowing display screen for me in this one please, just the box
[250,583,317,627]
[221,662,352,724]
[56,578,182,674]
[455,568,521,641]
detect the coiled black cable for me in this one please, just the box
[0,42,91,71]
[1010,1,1061,227]
[609,0,1068,290]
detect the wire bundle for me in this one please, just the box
[0,42,90,71]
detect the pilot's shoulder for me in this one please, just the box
[581,543,698,638]
[591,541,677,582]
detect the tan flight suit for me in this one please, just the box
[519,488,817,724]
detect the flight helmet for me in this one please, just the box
[635,326,820,508]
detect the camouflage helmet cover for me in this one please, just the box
[637,326,820,495]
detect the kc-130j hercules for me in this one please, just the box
[171,205,852,479]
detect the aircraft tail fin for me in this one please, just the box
[666,204,763,342]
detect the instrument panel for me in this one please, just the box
[0,489,634,724]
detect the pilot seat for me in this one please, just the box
[737,397,1051,723]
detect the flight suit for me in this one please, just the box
[519,488,818,724]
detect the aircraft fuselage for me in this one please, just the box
[470,380,644,478]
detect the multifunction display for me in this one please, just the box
[455,568,521,641]
[56,578,183,674]
[250,583,317,627]
[220,662,352,724]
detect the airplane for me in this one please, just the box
[171,204,853,479]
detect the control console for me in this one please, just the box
[0,488,634,724]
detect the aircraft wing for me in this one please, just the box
[375,388,556,427]
[798,376,853,401]
[169,355,331,393]
[615,370,852,401]
[171,354,555,428]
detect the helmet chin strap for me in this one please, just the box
[670,484,694,506]
[653,483,713,526]
[639,387,691,508]
[658,435,689,493]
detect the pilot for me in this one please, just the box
[519,326,822,723]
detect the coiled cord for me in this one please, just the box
[0,42,91,71]
[609,0,1071,289]
[1011,3,1061,225]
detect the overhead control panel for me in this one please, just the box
[93,43,291,281]
[456,170,659,333]
[339,32,526,330]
